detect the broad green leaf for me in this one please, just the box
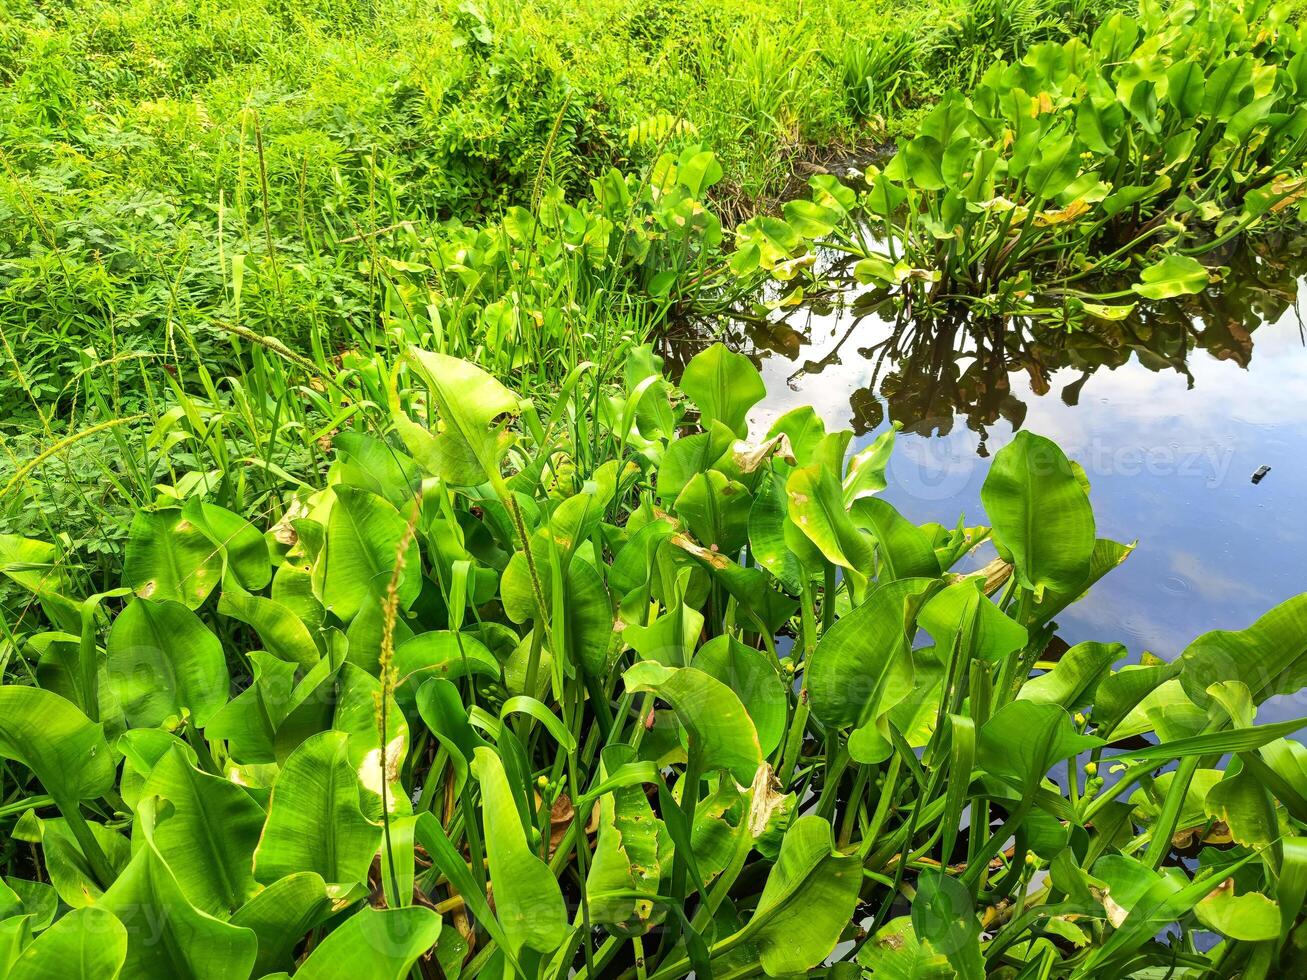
[686,775,751,884]
[672,535,798,636]
[182,497,271,592]
[1129,769,1223,836]
[1194,882,1280,941]
[748,470,809,591]
[0,534,80,632]
[1205,766,1276,846]
[1226,92,1278,144]
[0,915,31,976]
[1165,59,1205,118]
[674,470,752,555]
[1098,667,1192,741]
[901,136,946,190]
[842,426,898,504]
[919,577,1027,665]
[0,686,115,803]
[499,533,551,625]
[623,601,703,668]
[786,463,872,572]
[415,678,490,796]
[272,559,325,632]
[586,745,671,936]
[1179,592,1307,707]
[118,729,195,809]
[546,491,608,567]
[100,814,257,980]
[978,701,1102,796]
[851,497,941,581]
[294,906,441,980]
[229,872,334,977]
[679,343,765,438]
[107,597,229,728]
[693,635,788,756]
[5,907,126,980]
[471,747,568,954]
[143,745,265,914]
[345,581,416,673]
[981,431,1095,597]
[766,406,827,466]
[313,486,420,622]
[731,816,863,976]
[393,630,501,689]
[204,652,299,764]
[217,591,319,668]
[1085,852,1258,973]
[1076,97,1124,154]
[1018,641,1125,710]
[561,555,616,678]
[782,198,841,238]
[0,878,54,931]
[403,349,522,487]
[123,508,222,608]
[253,731,382,891]
[622,661,762,782]
[325,665,409,809]
[912,870,983,980]
[807,578,936,763]
[332,432,423,509]
[655,423,736,502]
[676,147,723,197]
[1091,12,1138,63]
[19,815,129,908]
[856,916,955,978]
[1202,55,1253,121]
[1131,254,1210,300]
[1030,538,1133,623]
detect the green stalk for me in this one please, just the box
[860,752,901,859]
[776,690,810,786]
[839,764,870,848]
[1142,749,1204,869]
[56,797,116,890]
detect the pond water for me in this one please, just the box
[666,232,1307,721]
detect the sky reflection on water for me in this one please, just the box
[671,239,1307,718]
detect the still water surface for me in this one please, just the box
[668,235,1307,716]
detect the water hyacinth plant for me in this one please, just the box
[741,0,1307,321]
[1,343,1306,978]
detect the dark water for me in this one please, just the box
[668,233,1307,720]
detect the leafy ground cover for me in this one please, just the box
[3,346,1307,977]
[4,0,1307,975]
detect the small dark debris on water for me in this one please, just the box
[1251,465,1271,484]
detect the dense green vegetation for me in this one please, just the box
[5,346,1307,978]
[4,0,1307,976]
[734,0,1307,321]
[0,0,1143,573]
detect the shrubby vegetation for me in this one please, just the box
[0,0,1122,374]
[4,0,1307,975]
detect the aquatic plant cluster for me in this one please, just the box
[2,0,1307,977]
[3,345,1307,977]
[743,0,1307,321]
